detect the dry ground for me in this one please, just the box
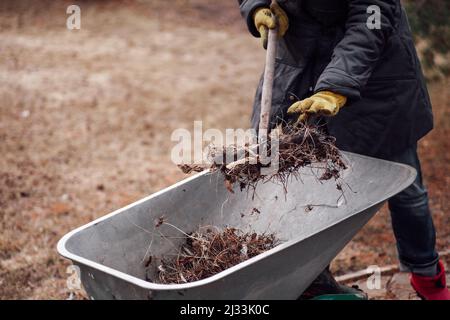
[0,0,448,299]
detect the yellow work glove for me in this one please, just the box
[253,2,289,49]
[287,91,347,123]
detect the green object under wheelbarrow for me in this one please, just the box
[312,293,368,300]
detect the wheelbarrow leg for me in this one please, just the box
[298,266,368,300]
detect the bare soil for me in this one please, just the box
[0,0,448,299]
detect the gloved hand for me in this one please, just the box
[253,2,289,49]
[287,91,347,123]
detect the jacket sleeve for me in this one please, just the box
[238,0,271,37]
[315,0,399,100]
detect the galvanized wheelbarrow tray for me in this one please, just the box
[57,152,416,300]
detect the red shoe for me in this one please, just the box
[411,261,450,300]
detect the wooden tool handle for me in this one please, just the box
[258,1,278,141]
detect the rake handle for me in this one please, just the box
[258,0,278,139]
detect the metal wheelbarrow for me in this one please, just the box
[57,152,416,299]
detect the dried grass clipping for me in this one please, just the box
[179,123,346,192]
[156,227,278,284]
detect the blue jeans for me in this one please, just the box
[385,144,439,274]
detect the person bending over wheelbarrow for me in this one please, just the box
[237,0,449,300]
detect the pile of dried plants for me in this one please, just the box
[179,123,346,192]
[156,227,278,284]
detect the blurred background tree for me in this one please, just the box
[404,0,450,80]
